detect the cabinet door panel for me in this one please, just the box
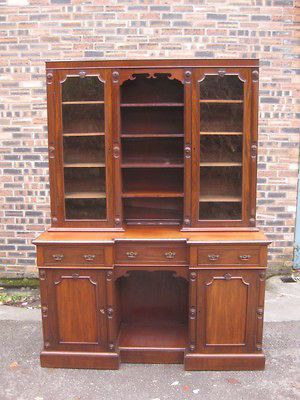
[196,270,259,353]
[45,269,107,351]
[205,277,248,345]
[55,277,98,343]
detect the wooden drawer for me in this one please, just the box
[115,242,187,265]
[196,246,261,266]
[42,245,105,266]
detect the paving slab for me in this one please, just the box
[0,320,299,400]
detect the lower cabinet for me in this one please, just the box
[185,268,266,370]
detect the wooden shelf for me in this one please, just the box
[200,162,242,167]
[200,99,243,104]
[122,191,184,198]
[121,133,184,138]
[65,192,106,199]
[62,101,104,105]
[200,131,243,136]
[118,322,187,349]
[122,163,184,168]
[64,163,105,168]
[63,132,105,137]
[121,102,184,107]
[200,195,242,203]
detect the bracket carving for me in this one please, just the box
[218,69,226,77]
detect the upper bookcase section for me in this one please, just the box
[46,59,259,231]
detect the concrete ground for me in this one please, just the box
[0,276,299,400]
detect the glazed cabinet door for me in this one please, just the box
[190,67,258,227]
[192,269,264,354]
[40,269,108,351]
[46,68,115,228]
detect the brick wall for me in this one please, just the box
[0,0,299,277]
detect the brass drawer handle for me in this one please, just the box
[165,251,176,259]
[239,254,251,261]
[52,254,64,261]
[83,254,96,261]
[126,251,138,259]
[208,254,220,261]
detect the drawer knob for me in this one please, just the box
[165,251,176,259]
[83,254,96,261]
[52,254,64,261]
[239,254,251,261]
[126,251,138,259]
[208,254,219,261]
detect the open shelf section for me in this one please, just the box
[118,322,187,350]
[121,106,183,136]
[122,137,184,168]
[117,269,188,346]
[121,73,184,225]
[122,168,183,198]
[124,198,183,224]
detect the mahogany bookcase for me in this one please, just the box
[33,59,270,371]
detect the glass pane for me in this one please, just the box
[62,76,104,102]
[61,76,106,220]
[200,75,243,100]
[199,74,244,220]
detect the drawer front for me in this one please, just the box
[43,246,105,266]
[115,243,187,265]
[197,246,261,266]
